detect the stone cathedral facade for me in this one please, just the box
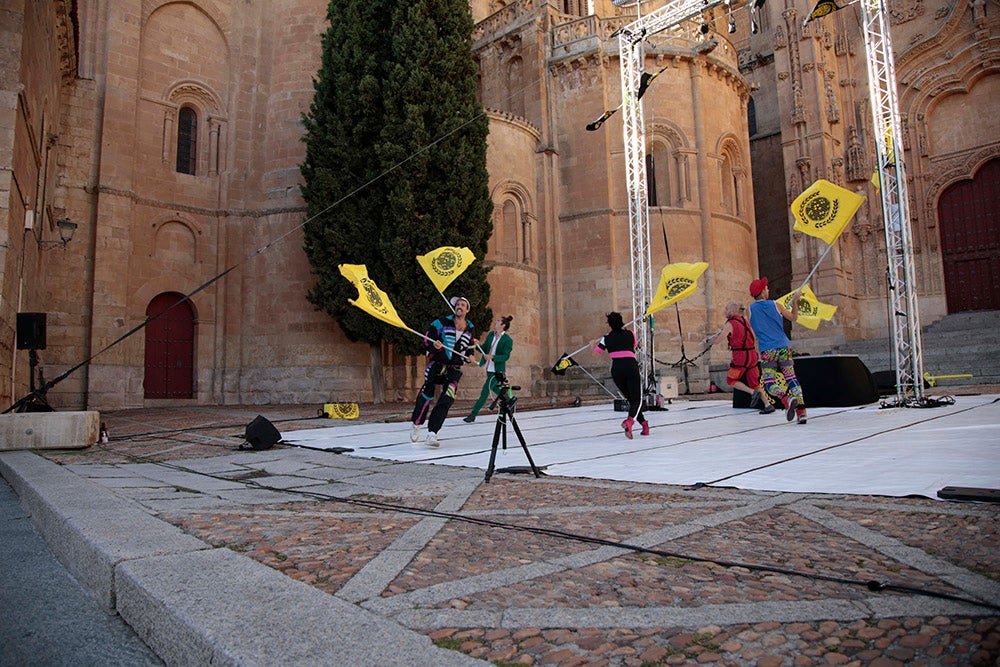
[1,0,996,411]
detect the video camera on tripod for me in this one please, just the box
[484,372,541,482]
[488,372,519,414]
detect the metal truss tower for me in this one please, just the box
[617,0,924,404]
[858,0,925,404]
[618,0,728,395]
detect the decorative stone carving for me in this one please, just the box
[888,0,925,24]
[826,79,840,124]
[846,126,867,182]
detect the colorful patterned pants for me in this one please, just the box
[759,347,804,408]
[412,362,463,433]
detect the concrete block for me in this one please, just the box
[0,451,209,607]
[116,548,486,666]
[0,411,100,450]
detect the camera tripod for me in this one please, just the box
[485,381,542,483]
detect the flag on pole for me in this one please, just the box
[804,0,845,23]
[416,247,476,293]
[586,105,621,131]
[776,284,837,330]
[792,179,865,245]
[551,353,580,376]
[323,403,360,419]
[338,264,410,331]
[645,262,709,316]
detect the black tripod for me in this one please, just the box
[485,377,542,483]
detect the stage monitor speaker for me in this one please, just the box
[16,312,47,350]
[794,354,878,407]
[244,415,280,450]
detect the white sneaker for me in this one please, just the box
[425,432,440,448]
[410,424,420,442]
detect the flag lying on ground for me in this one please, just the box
[792,179,865,245]
[776,284,837,330]
[551,353,580,376]
[645,262,709,316]
[338,264,410,330]
[417,247,476,293]
[323,403,360,419]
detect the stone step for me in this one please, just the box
[922,310,1000,333]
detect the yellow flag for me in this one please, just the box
[792,179,865,245]
[645,262,709,316]
[416,247,476,293]
[776,284,837,330]
[323,403,360,419]
[338,264,410,331]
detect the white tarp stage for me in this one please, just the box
[281,395,1000,499]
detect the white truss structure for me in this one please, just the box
[859,0,925,403]
[618,0,728,394]
[617,0,924,404]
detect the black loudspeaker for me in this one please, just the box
[16,312,47,350]
[732,389,752,409]
[793,354,879,407]
[244,415,281,450]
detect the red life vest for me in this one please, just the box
[727,315,758,368]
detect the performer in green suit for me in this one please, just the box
[463,315,514,423]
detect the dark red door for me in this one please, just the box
[938,158,1000,313]
[144,293,195,399]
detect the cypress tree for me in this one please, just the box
[301,0,493,394]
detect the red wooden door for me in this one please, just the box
[938,158,1000,313]
[144,293,195,399]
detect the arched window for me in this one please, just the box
[176,106,197,175]
[747,97,758,137]
[492,189,535,265]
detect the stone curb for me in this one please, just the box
[0,450,486,666]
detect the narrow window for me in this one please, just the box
[176,107,197,175]
[747,97,758,137]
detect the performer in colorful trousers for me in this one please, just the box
[747,277,807,424]
[410,296,477,447]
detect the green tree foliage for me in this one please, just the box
[301,0,493,356]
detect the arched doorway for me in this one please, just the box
[938,158,1000,313]
[144,293,195,399]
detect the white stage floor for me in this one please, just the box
[281,395,1000,500]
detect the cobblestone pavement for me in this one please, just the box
[43,402,1000,666]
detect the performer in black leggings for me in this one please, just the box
[593,312,648,439]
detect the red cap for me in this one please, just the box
[749,277,768,297]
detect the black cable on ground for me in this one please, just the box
[97,440,1000,615]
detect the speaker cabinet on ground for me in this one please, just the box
[244,415,281,450]
[792,354,878,407]
[16,312,47,350]
[730,354,878,409]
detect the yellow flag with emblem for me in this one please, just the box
[338,264,410,331]
[416,247,476,293]
[323,403,360,419]
[792,179,865,245]
[776,284,837,330]
[645,262,709,316]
